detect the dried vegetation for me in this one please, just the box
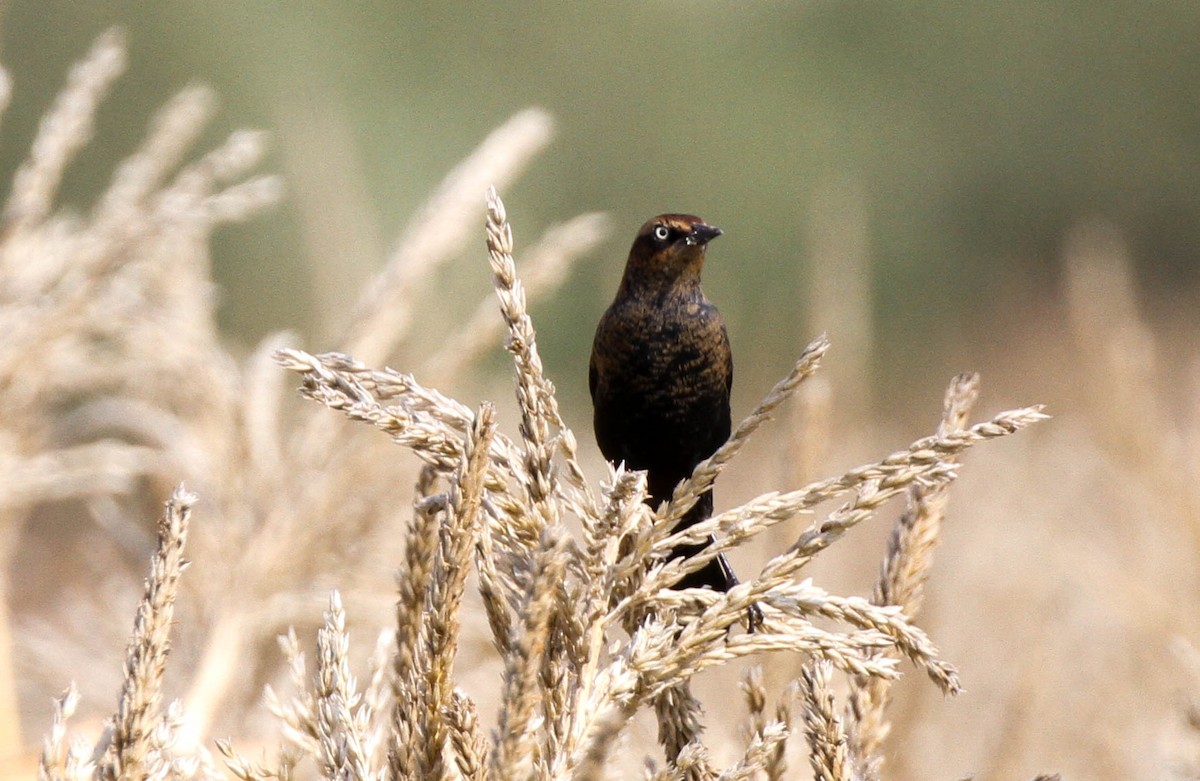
[17,28,1180,781]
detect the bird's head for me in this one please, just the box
[621,214,723,292]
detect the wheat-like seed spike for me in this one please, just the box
[540,602,578,774]
[655,403,1046,555]
[278,352,540,529]
[425,212,611,383]
[199,175,285,224]
[482,194,601,724]
[629,618,900,705]
[38,684,80,781]
[264,629,320,755]
[662,334,829,529]
[275,349,530,500]
[717,722,788,781]
[492,530,571,781]
[387,466,444,781]
[641,472,966,692]
[741,666,767,736]
[486,188,564,514]
[314,591,374,781]
[623,458,953,623]
[344,108,553,366]
[654,682,713,781]
[446,691,491,781]
[486,186,598,525]
[766,683,796,781]
[671,744,711,781]
[552,469,649,781]
[635,405,1048,603]
[763,579,959,694]
[475,499,517,659]
[799,662,851,781]
[95,84,216,224]
[423,405,496,781]
[730,674,793,781]
[846,372,980,767]
[4,27,126,227]
[574,603,900,756]
[100,485,195,781]
[158,128,270,211]
[878,371,979,612]
[295,355,525,465]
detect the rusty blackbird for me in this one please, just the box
[590,214,760,629]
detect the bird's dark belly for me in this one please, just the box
[593,335,728,494]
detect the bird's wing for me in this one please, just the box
[721,322,733,395]
[588,353,598,401]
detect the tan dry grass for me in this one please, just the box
[0,27,596,765]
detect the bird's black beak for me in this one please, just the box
[686,223,723,246]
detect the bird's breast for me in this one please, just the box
[593,296,729,410]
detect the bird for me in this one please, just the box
[590,213,760,630]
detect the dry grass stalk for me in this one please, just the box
[343,109,555,367]
[263,629,320,759]
[653,683,712,781]
[1062,219,1200,550]
[717,720,788,781]
[0,26,281,752]
[485,187,597,524]
[735,667,791,781]
[877,372,979,613]
[445,691,488,781]
[661,335,831,531]
[411,406,495,781]
[625,403,1045,642]
[484,189,566,522]
[313,593,374,781]
[4,29,126,228]
[424,212,611,384]
[38,486,210,781]
[37,686,80,781]
[101,487,197,781]
[844,372,980,771]
[799,662,851,781]
[492,530,570,781]
[1,27,607,763]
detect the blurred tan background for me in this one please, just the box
[6,3,1199,402]
[3,3,1200,780]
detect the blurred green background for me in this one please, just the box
[3,1,1198,417]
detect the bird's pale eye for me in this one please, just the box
[653,225,671,242]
